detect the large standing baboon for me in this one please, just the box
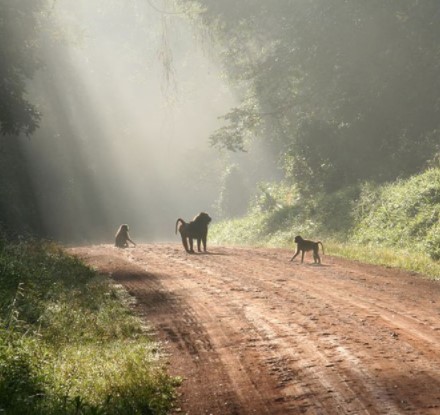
[290,235,324,264]
[115,224,136,248]
[175,212,211,253]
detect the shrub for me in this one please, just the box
[426,222,440,261]
[353,168,440,253]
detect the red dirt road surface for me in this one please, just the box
[69,243,440,415]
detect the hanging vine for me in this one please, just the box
[157,14,178,94]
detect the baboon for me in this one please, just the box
[290,235,324,264]
[115,224,136,248]
[175,212,211,253]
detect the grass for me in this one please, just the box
[352,168,440,260]
[211,168,440,279]
[325,240,440,279]
[1,167,438,412]
[0,239,179,415]
[212,226,440,279]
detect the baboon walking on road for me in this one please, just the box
[290,235,324,264]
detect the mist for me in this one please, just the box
[12,1,435,244]
[20,0,238,243]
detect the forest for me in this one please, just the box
[1,2,440,413]
[1,0,439,246]
[181,0,440,193]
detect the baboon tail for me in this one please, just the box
[175,218,185,234]
[318,241,325,255]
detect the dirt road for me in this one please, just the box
[70,243,440,415]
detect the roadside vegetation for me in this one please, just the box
[175,2,440,281]
[210,167,440,279]
[1,2,439,413]
[0,238,179,415]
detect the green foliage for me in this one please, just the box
[0,0,46,136]
[0,239,178,414]
[47,341,178,415]
[328,241,440,279]
[426,222,440,261]
[353,168,440,260]
[211,181,358,247]
[211,168,440,277]
[210,213,263,246]
[216,164,251,219]
[0,240,95,326]
[179,0,440,192]
[210,100,263,152]
[0,137,43,237]
[210,181,322,247]
[0,333,50,414]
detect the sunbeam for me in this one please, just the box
[19,0,236,243]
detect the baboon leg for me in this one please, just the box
[181,237,190,252]
[202,235,207,252]
[188,237,195,253]
[313,252,320,264]
[197,238,202,252]
[301,250,305,263]
[313,246,321,264]
[290,250,300,261]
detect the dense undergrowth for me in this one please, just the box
[0,239,179,415]
[210,168,440,279]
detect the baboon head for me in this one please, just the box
[194,212,212,226]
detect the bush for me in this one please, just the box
[426,222,440,261]
[211,182,323,246]
[211,168,440,276]
[353,168,440,253]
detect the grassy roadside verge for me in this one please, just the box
[211,228,440,279]
[210,168,440,280]
[0,238,179,415]
[322,241,440,279]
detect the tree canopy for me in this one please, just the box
[179,0,440,192]
[0,0,45,136]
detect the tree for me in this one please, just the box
[0,0,45,136]
[178,0,440,192]
[217,164,250,218]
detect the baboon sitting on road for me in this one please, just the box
[115,224,136,248]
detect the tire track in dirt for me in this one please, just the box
[70,244,440,415]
